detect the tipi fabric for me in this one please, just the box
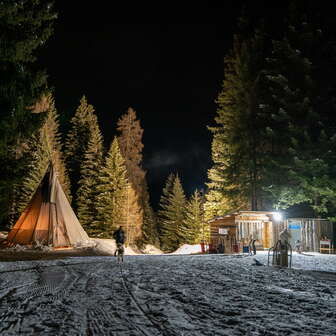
[4,165,91,248]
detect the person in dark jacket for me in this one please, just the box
[113,226,126,258]
[113,226,125,244]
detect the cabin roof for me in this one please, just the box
[208,210,279,223]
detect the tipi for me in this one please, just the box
[3,164,91,248]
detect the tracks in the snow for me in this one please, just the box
[118,262,174,336]
[0,259,171,335]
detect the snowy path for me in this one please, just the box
[0,253,336,335]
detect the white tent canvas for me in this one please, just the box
[3,164,90,248]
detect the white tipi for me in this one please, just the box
[4,164,91,248]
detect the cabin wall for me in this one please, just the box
[209,213,278,253]
[209,217,237,253]
[286,218,334,252]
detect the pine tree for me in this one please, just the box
[64,96,100,211]
[12,93,70,222]
[117,107,145,242]
[183,190,207,244]
[0,1,56,227]
[260,7,336,216]
[208,30,268,213]
[159,174,187,252]
[76,121,104,233]
[140,180,160,247]
[124,185,143,246]
[157,173,175,242]
[95,137,128,237]
[117,107,145,193]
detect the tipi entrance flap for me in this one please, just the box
[6,191,43,245]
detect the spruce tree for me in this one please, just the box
[12,94,70,222]
[159,174,187,252]
[183,190,207,245]
[124,185,143,246]
[260,7,336,216]
[117,107,145,193]
[140,180,160,247]
[64,96,100,210]
[95,137,128,237]
[208,30,268,212]
[117,107,145,241]
[157,173,175,242]
[0,1,56,227]
[76,122,104,233]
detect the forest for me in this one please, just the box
[1,1,336,253]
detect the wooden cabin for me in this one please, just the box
[208,211,284,254]
[285,218,335,253]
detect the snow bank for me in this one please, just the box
[142,244,163,255]
[91,238,139,255]
[253,250,336,273]
[171,244,202,255]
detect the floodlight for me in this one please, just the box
[273,212,282,221]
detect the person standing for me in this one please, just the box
[113,226,126,256]
[251,239,257,255]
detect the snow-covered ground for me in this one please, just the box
[171,244,203,255]
[0,251,336,335]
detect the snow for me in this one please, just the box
[142,244,163,255]
[0,250,336,335]
[92,238,139,255]
[171,244,203,255]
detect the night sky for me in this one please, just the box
[39,1,289,208]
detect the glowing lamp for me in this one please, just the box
[273,212,282,221]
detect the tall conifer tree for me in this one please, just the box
[117,107,145,193]
[208,31,267,212]
[117,107,145,240]
[260,5,336,216]
[157,173,175,242]
[12,94,70,222]
[64,96,100,211]
[159,174,187,252]
[140,180,160,247]
[183,190,207,244]
[77,122,104,233]
[95,137,128,237]
[0,1,56,227]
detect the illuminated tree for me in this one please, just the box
[260,6,336,217]
[12,94,70,223]
[95,137,128,237]
[0,0,56,227]
[117,107,145,193]
[64,96,99,211]
[124,185,143,246]
[183,190,207,244]
[77,121,104,233]
[208,30,268,212]
[157,173,175,242]
[117,107,145,242]
[159,174,187,252]
[140,180,160,247]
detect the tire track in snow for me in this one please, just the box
[82,261,161,336]
[119,263,176,336]
[0,265,85,334]
[0,259,164,335]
